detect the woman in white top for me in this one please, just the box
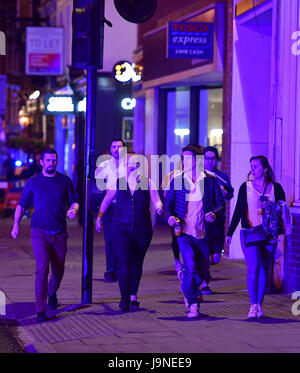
[225,156,286,318]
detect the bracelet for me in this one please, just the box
[97,211,104,218]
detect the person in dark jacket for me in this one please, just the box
[225,155,286,319]
[201,146,234,294]
[95,138,127,282]
[96,152,163,312]
[165,145,225,318]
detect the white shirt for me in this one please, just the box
[181,171,206,239]
[95,156,126,191]
[246,181,275,227]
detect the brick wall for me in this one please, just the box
[220,1,233,256]
[284,214,300,293]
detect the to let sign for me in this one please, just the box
[26,27,64,75]
[167,22,214,59]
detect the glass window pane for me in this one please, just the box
[166,88,190,158]
[199,88,223,157]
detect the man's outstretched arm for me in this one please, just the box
[11,204,25,239]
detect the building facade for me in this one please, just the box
[54,0,138,181]
[231,0,300,293]
[132,0,233,228]
[133,0,299,293]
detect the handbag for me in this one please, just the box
[242,224,269,247]
[242,182,270,247]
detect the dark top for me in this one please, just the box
[112,176,153,235]
[18,172,77,233]
[227,181,286,237]
[165,173,225,235]
[213,168,234,201]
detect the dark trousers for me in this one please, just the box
[170,227,180,260]
[102,203,117,272]
[31,228,68,312]
[113,229,153,304]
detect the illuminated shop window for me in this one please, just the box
[122,117,134,145]
[166,88,190,158]
[199,88,223,157]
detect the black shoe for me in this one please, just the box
[48,293,58,310]
[119,300,130,312]
[36,311,48,323]
[201,286,213,295]
[129,300,140,311]
[104,271,117,282]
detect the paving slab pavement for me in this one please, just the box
[0,217,300,355]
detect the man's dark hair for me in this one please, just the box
[203,146,219,160]
[40,148,58,160]
[111,138,125,146]
[182,144,203,156]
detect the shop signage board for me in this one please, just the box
[26,27,64,75]
[167,22,214,59]
[44,95,74,115]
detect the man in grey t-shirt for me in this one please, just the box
[11,148,79,322]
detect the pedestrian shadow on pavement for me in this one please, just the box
[237,317,300,324]
[204,291,235,295]
[6,302,36,319]
[159,299,224,305]
[20,314,60,326]
[211,277,232,281]
[158,270,179,277]
[55,303,90,314]
[157,314,227,322]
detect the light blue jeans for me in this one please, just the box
[177,234,209,307]
[240,230,277,305]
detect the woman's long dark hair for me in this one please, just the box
[247,155,276,184]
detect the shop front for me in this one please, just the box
[132,0,232,226]
[231,0,300,292]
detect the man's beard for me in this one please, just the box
[46,166,56,174]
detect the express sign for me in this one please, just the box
[167,22,214,59]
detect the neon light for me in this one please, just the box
[174,128,190,136]
[46,96,74,112]
[210,128,223,137]
[121,98,136,110]
[29,90,40,100]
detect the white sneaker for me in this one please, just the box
[248,304,258,318]
[188,303,200,318]
[257,304,264,318]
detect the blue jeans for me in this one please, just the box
[177,234,209,307]
[240,230,277,305]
